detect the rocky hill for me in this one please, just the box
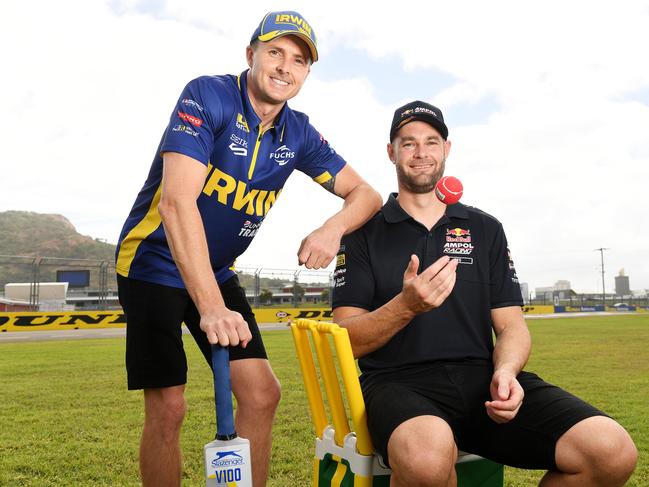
[0,211,116,288]
[0,211,116,260]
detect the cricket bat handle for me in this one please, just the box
[211,345,237,440]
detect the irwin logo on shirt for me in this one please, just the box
[202,164,281,217]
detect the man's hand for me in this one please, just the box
[400,255,458,314]
[200,306,252,348]
[297,222,344,269]
[485,369,524,423]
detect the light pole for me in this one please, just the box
[594,248,609,308]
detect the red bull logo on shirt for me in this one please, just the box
[446,227,471,243]
[202,164,281,217]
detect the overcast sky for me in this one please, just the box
[2,0,648,294]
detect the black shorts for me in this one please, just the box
[361,361,607,470]
[117,274,267,390]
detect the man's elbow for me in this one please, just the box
[365,185,383,212]
[158,194,184,224]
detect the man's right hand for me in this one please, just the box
[200,306,252,348]
[401,254,458,314]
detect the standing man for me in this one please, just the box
[116,11,381,487]
[332,101,636,486]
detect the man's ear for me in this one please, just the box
[387,142,396,164]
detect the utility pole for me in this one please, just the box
[594,248,609,308]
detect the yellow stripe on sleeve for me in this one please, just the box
[313,171,332,185]
[115,184,164,277]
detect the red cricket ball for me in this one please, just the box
[435,176,463,205]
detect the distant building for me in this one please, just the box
[615,269,631,297]
[534,280,575,302]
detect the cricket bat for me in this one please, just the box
[204,345,252,487]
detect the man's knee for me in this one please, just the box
[144,386,187,430]
[557,416,637,483]
[231,359,281,414]
[388,416,456,486]
[587,420,637,482]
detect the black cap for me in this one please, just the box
[389,100,448,141]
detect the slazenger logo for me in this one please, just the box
[211,450,244,468]
[177,111,203,127]
[181,98,204,112]
[270,145,295,166]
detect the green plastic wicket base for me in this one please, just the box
[317,454,503,487]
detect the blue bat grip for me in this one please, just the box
[211,345,237,440]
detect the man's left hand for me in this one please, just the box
[485,369,524,423]
[297,223,344,269]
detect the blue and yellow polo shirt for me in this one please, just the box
[116,70,346,287]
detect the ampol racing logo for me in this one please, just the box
[211,450,245,468]
[443,229,474,255]
[270,145,295,166]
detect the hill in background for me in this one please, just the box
[0,211,328,293]
[0,211,117,288]
[0,211,116,260]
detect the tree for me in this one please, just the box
[291,282,305,306]
[320,288,330,304]
[259,288,273,305]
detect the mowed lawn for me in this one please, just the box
[0,314,647,486]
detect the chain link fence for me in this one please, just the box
[3,255,645,312]
[0,255,333,311]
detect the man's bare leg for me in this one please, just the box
[540,416,637,487]
[388,415,458,487]
[231,358,281,487]
[140,385,187,487]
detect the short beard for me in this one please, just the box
[396,159,445,194]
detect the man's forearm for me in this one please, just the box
[159,198,224,313]
[325,182,382,236]
[492,320,531,375]
[335,294,415,358]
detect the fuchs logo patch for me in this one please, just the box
[270,145,295,166]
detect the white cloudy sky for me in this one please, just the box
[2,0,648,294]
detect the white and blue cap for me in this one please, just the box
[250,11,318,63]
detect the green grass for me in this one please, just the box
[0,314,647,486]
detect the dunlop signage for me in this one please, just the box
[0,306,550,332]
[252,308,333,323]
[0,312,126,332]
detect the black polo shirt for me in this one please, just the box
[332,193,523,376]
